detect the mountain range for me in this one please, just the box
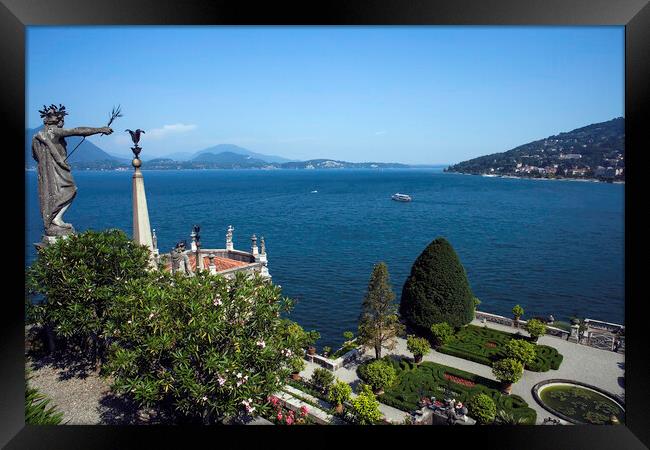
[24,126,413,170]
[445,117,625,181]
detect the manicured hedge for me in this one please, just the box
[438,325,563,372]
[357,357,537,424]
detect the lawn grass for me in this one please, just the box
[358,357,537,424]
[438,324,563,372]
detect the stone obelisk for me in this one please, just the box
[128,130,155,267]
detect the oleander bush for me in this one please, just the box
[103,270,308,424]
[467,393,496,425]
[357,357,536,424]
[25,229,151,363]
[437,325,563,372]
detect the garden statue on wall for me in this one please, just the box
[32,104,115,243]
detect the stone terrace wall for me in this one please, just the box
[475,310,570,340]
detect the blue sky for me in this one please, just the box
[26,26,623,164]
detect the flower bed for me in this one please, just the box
[438,325,563,372]
[267,395,314,425]
[443,373,476,388]
[357,357,537,424]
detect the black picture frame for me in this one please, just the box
[2,0,648,448]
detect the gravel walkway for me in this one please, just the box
[26,353,167,425]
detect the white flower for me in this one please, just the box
[202,396,208,402]
[213,297,222,307]
[127,320,132,324]
[256,340,266,349]
[148,312,154,320]
[217,376,226,386]
[236,372,243,378]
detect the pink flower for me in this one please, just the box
[277,413,283,421]
[285,415,294,425]
[300,406,308,416]
[217,376,226,386]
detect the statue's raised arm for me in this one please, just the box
[32,104,114,242]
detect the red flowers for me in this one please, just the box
[268,395,309,425]
[443,373,476,388]
[485,342,497,348]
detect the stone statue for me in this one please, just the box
[170,241,193,276]
[32,104,113,239]
[226,225,234,243]
[260,236,266,254]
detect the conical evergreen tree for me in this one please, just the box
[399,237,475,333]
[358,262,404,359]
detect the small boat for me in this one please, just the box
[391,193,412,202]
[310,190,318,193]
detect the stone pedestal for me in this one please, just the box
[132,158,155,268]
[569,324,580,343]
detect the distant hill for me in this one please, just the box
[191,151,268,166]
[446,118,624,181]
[25,126,128,169]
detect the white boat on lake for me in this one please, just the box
[391,193,412,202]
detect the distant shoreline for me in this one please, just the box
[447,171,625,184]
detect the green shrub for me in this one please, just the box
[350,384,383,425]
[25,229,151,363]
[526,319,547,342]
[104,270,307,424]
[430,322,455,347]
[406,335,431,360]
[322,346,332,356]
[25,381,64,425]
[399,238,475,332]
[467,393,496,424]
[512,305,524,320]
[343,331,354,341]
[492,358,524,384]
[357,357,536,423]
[328,380,352,406]
[310,368,335,393]
[503,339,536,368]
[306,330,321,347]
[363,360,397,392]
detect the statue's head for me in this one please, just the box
[38,104,68,127]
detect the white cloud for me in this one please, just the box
[147,123,198,140]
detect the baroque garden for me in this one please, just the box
[25,105,625,426]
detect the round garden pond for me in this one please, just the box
[532,380,624,425]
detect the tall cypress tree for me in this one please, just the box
[358,262,404,359]
[399,237,475,333]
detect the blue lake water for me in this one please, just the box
[25,169,625,350]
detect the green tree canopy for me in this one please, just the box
[328,380,352,407]
[357,262,404,359]
[104,270,307,424]
[26,229,151,363]
[363,359,397,392]
[492,358,524,384]
[503,339,536,369]
[350,384,383,425]
[400,237,475,333]
[526,319,547,342]
[467,393,496,425]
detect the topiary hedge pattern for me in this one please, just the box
[437,325,563,372]
[357,357,536,424]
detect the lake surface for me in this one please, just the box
[25,169,625,350]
